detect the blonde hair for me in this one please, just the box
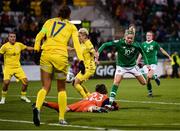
[124,29,135,36]
[129,25,136,35]
[78,28,89,35]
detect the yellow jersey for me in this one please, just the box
[34,17,83,61]
[81,40,96,70]
[0,42,27,68]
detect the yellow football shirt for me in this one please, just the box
[0,42,27,68]
[34,17,83,61]
[81,40,96,70]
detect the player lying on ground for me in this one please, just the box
[33,84,119,112]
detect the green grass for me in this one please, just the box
[0,78,180,130]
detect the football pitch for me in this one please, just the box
[0,78,180,130]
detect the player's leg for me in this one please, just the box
[73,77,88,99]
[16,68,31,103]
[57,78,68,125]
[81,84,91,97]
[151,64,160,86]
[52,55,69,125]
[43,101,59,112]
[109,66,125,106]
[73,71,93,99]
[33,69,52,126]
[80,70,95,97]
[147,68,155,96]
[109,74,122,106]
[20,78,31,102]
[142,65,153,96]
[0,68,12,104]
[0,80,10,104]
[136,75,147,85]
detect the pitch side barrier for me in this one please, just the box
[1,59,166,81]
[93,60,165,79]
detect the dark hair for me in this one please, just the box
[8,32,16,35]
[58,5,71,19]
[146,31,154,35]
[95,84,108,94]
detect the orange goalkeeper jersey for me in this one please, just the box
[68,92,108,112]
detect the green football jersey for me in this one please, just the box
[141,40,161,64]
[98,38,148,67]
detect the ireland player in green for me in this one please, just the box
[97,28,149,106]
[137,31,171,97]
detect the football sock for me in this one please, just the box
[1,91,7,102]
[152,74,158,80]
[21,91,27,97]
[58,91,67,120]
[82,85,91,97]
[36,88,47,110]
[75,84,88,98]
[1,91,7,98]
[140,69,147,79]
[109,84,118,105]
[147,82,152,95]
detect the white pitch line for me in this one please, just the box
[0,118,109,130]
[0,118,180,128]
[117,99,180,105]
[9,95,180,105]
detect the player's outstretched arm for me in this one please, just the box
[98,42,113,55]
[160,47,172,61]
[26,46,34,51]
[67,46,75,51]
[136,53,142,65]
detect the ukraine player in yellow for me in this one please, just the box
[32,5,85,126]
[73,28,96,99]
[0,32,34,104]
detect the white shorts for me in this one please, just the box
[143,64,157,74]
[115,65,142,76]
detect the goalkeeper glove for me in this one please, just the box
[78,60,85,74]
[33,51,41,65]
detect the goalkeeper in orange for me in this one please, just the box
[32,5,85,126]
[73,28,97,99]
[0,32,34,104]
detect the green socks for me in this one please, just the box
[109,84,118,105]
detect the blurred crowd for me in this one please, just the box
[0,0,61,64]
[0,0,180,64]
[100,0,180,42]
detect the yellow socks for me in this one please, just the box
[58,91,67,120]
[82,85,91,97]
[36,88,47,110]
[75,84,88,99]
[1,91,7,98]
[21,91,27,97]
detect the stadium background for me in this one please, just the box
[0,0,180,130]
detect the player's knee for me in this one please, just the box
[141,80,147,85]
[3,80,10,86]
[22,78,28,86]
[113,79,120,85]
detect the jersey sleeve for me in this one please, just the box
[88,41,95,55]
[19,42,27,50]
[155,42,161,50]
[34,20,50,51]
[137,42,149,65]
[98,41,115,54]
[0,45,6,54]
[71,25,84,61]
